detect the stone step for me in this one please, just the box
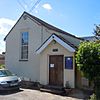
[41,85,64,91]
[40,88,65,95]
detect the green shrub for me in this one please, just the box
[0,64,5,69]
[89,93,96,100]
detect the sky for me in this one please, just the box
[0,0,100,53]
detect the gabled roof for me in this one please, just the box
[36,34,76,54]
[4,11,83,41]
[82,36,100,41]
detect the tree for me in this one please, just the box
[93,24,100,40]
[76,41,100,99]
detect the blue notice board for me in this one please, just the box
[65,57,73,69]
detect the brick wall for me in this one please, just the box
[0,54,5,65]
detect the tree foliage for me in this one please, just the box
[93,24,100,40]
[0,64,5,69]
[76,42,100,81]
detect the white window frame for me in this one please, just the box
[20,31,29,60]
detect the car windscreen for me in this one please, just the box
[0,70,13,77]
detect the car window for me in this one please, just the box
[0,70,13,77]
[0,71,5,77]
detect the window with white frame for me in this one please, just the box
[21,32,29,60]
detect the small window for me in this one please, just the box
[65,57,73,69]
[52,49,58,52]
[21,32,29,60]
[22,32,28,45]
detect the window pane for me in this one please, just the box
[21,45,28,59]
[21,32,28,59]
[22,32,28,45]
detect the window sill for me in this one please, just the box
[19,59,28,61]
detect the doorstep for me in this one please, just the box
[40,85,65,95]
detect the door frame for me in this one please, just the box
[48,55,64,86]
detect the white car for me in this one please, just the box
[0,69,21,90]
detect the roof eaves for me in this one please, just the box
[4,12,26,41]
[24,12,83,41]
[36,34,76,54]
[4,11,84,41]
[53,34,77,49]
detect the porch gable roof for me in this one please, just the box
[36,34,76,54]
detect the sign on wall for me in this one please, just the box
[65,57,73,69]
[50,64,54,68]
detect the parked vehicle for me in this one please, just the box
[0,69,21,90]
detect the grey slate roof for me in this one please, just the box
[4,12,83,41]
[36,33,77,53]
[82,36,100,41]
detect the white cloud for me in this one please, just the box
[0,18,16,53]
[0,40,5,54]
[42,3,52,10]
[0,18,16,35]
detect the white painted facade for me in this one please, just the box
[5,12,81,88]
[40,41,75,88]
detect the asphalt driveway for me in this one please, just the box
[0,88,88,100]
